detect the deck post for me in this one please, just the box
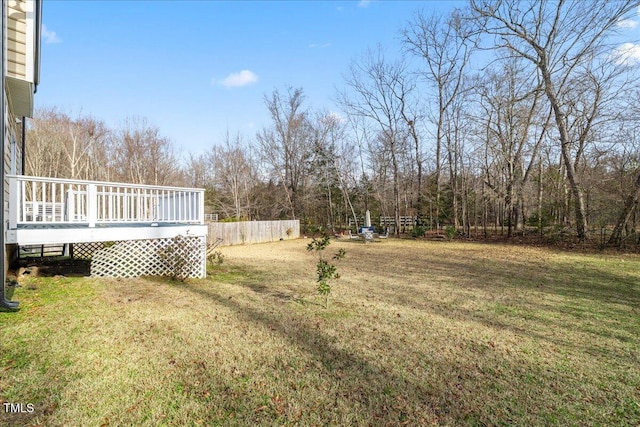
[88,184,97,227]
[9,176,18,229]
[65,188,74,221]
[199,190,205,224]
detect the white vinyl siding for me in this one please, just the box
[7,1,28,81]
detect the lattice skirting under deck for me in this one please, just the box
[89,237,206,278]
[73,242,123,260]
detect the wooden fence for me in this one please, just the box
[380,216,417,227]
[207,220,300,246]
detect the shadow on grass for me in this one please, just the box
[179,278,521,425]
[175,270,640,426]
[339,246,640,360]
[382,248,638,307]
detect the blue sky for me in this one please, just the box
[37,0,462,156]
[36,1,640,158]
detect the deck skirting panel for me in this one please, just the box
[90,236,206,279]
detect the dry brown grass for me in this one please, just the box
[1,238,639,426]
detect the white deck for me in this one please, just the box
[6,175,207,245]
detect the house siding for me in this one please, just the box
[3,0,28,202]
[3,91,21,226]
[4,2,24,234]
[7,0,28,81]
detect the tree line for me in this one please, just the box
[26,0,640,246]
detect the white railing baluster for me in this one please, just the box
[186,191,190,221]
[108,186,112,222]
[40,181,45,222]
[77,185,80,221]
[88,184,97,227]
[124,187,129,221]
[61,183,66,221]
[175,191,179,221]
[8,175,205,227]
[163,190,167,221]
[144,189,148,220]
[51,182,56,221]
[99,186,104,221]
[181,191,185,221]
[81,184,86,220]
[20,179,26,223]
[199,190,204,224]
[141,189,145,220]
[161,190,166,221]
[116,187,120,221]
[31,181,36,222]
[79,185,82,220]
[76,185,81,221]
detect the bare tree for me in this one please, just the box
[607,117,640,246]
[61,115,108,180]
[257,87,313,220]
[338,46,412,235]
[207,132,256,219]
[26,108,68,178]
[475,60,550,237]
[310,111,360,232]
[470,0,638,240]
[184,153,211,189]
[402,9,474,229]
[113,117,180,186]
[608,171,640,246]
[26,108,110,180]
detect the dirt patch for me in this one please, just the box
[14,258,91,278]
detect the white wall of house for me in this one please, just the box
[3,0,31,228]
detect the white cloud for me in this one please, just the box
[358,0,372,8]
[327,111,345,123]
[216,70,258,88]
[617,19,638,29]
[308,42,331,49]
[42,24,61,44]
[613,42,640,65]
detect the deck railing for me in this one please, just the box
[8,175,205,229]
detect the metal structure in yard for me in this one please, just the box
[19,243,66,258]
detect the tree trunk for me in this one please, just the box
[608,172,640,246]
[506,177,514,238]
[435,117,442,231]
[541,65,589,240]
[391,140,401,236]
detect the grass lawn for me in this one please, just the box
[1,239,639,426]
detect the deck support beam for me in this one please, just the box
[6,224,207,246]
